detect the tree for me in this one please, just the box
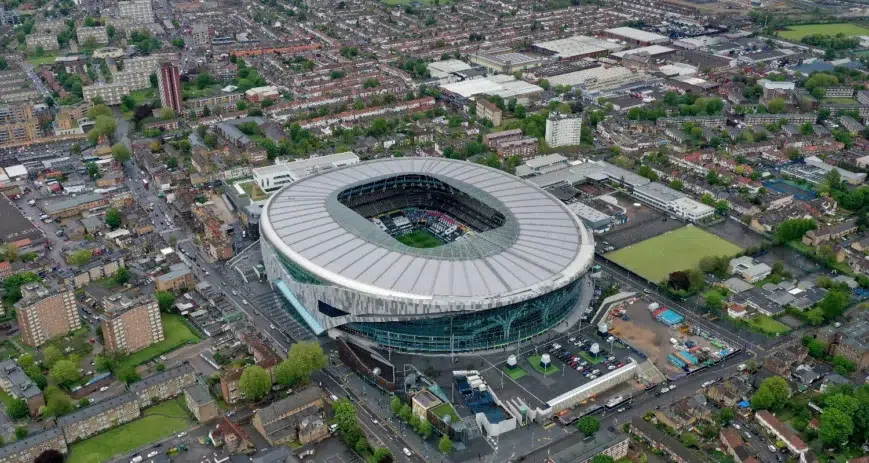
[716,408,734,426]
[514,104,527,119]
[820,408,854,447]
[577,416,600,435]
[86,162,101,180]
[774,218,817,243]
[274,359,298,387]
[767,98,787,114]
[43,386,72,417]
[372,448,393,463]
[419,418,433,439]
[113,266,130,286]
[804,337,826,358]
[409,414,421,432]
[50,359,81,386]
[826,393,860,417]
[538,79,550,90]
[159,107,174,120]
[88,104,112,119]
[35,450,64,463]
[171,37,184,48]
[67,249,93,266]
[591,456,615,463]
[637,165,658,181]
[669,180,684,191]
[156,291,175,312]
[820,290,851,321]
[438,434,453,454]
[399,404,412,422]
[391,395,402,416]
[42,345,63,369]
[111,144,131,163]
[14,426,27,440]
[6,399,28,419]
[354,438,370,454]
[105,208,121,229]
[751,376,790,411]
[239,365,271,401]
[166,157,178,169]
[285,341,327,384]
[704,290,724,312]
[681,432,699,447]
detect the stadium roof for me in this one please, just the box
[262,158,593,301]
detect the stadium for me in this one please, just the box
[260,158,595,352]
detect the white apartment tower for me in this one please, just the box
[545,112,583,148]
[118,0,153,23]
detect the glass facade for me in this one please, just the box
[341,279,583,352]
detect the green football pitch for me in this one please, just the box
[396,229,443,248]
[605,226,742,282]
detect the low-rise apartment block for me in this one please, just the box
[101,294,165,354]
[58,393,140,443]
[58,251,126,288]
[155,262,194,291]
[754,410,808,456]
[0,360,44,415]
[130,362,196,407]
[185,384,218,423]
[15,282,80,347]
[25,33,59,51]
[118,0,153,22]
[0,428,67,463]
[495,137,539,160]
[476,99,502,127]
[803,218,858,246]
[75,26,109,45]
[252,387,328,446]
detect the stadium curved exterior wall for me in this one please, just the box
[260,158,595,352]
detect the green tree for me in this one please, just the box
[105,208,121,229]
[114,267,130,285]
[820,408,854,447]
[50,359,81,386]
[171,37,184,48]
[390,395,402,416]
[239,365,272,401]
[819,290,851,321]
[88,116,117,144]
[637,165,658,181]
[751,376,790,411]
[704,290,724,312]
[577,416,600,435]
[669,180,684,191]
[591,456,615,463]
[88,104,112,119]
[354,438,370,454]
[774,218,817,243]
[827,393,860,417]
[14,426,27,440]
[111,144,131,163]
[42,345,63,369]
[166,157,178,169]
[681,432,700,447]
[438,434,453,454]
[86,162,101,180]
[43,386,72,417]
[155,291,175,312]
[371,448,393,463]
[285,341,327,384]
[6,399,29,419]
[274,359,298,387]
[716,408,734,425]
[419,419,433,439]
[399,404,412,422]
[767,98,787,114]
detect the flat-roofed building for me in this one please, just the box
[545,112,582,147]
[185,384,218,423]
[0,428,67,463]
[130,362,196,407]
[476,99,502,127]
[58,393,140,442]
[101,294,164,354]
[118,0,153,23]
[531,35,623,60]
[15,282,79,347]
[603,27,669,46]
[253,152,359,194]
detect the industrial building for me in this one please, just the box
[531,36,624,60]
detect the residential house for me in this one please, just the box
[803,218,859,246]
[630,416,704,463]
[0,359,44,415]
[706,376,752,409]
[755,410,808,456]
[729,256,772,283]
[220,368,243,405]
[155,262,195,291]
[818,313,869,371]
[720,427,751,463]
[251,387,327,446]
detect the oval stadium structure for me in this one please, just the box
[260,157,595,352]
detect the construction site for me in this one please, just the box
[602,299,739,380]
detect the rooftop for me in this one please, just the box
[604,27,669,43]
[129,362,194,393]
[57,392,138,426]
[534,35,623,59]
[0,428,63,459]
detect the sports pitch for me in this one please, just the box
[777,23,869,41]
[605,226,742,282]
[396,229,443,248]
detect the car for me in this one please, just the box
[270,324,276,330]
[402,448,412,457]
[146,452,159,458]
[608,365,615,370]
[232,290,239,295]
[177,432,187,438]
[242,299,249,305]
[569,337,576,342]
[608,356,616,362]
[99,386,109,392]
[616,407,625,412]
[205,271,210,276]
[768,445,777,452]
[372,419,379,424]
[576,366,582,371]
[744,431,752,439]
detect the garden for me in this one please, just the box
[117,314,200,370]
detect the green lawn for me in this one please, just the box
[744,314,791,336]
[505,366,527,380]
[579,351,605,365]
[777,23,869,41]
[128,88,156,106]
[238,181,267,201]
[431,403,460,422]
[824,97,858,105]
[605,226,743,282]
[396,229,443,248]
[67,398,193,463]
[527,355,559,376]
[118,314,200,369]
[27,54,56,65]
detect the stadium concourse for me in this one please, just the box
[259,158,596,353]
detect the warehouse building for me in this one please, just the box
[531,36,623,61]
[603,27,669,46]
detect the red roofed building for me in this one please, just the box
[755,410,808,456]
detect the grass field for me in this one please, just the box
[431,403,460,422]
[825,97,858,105]
[505,366,528,380]
[67,398,193,463]
[744,315,791,336]
[527,355,559,376]
[579,351,605,365]
[605,226,742,282]
[777,23,869,41]
[118,314,200,369]
[396,229,442,248]
[27,54,56,65]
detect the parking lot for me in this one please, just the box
[598,193,682,250]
